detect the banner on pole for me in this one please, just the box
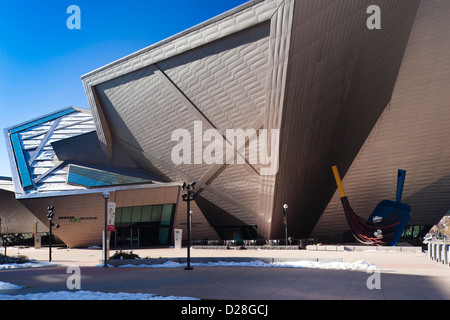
[107,202,116,231]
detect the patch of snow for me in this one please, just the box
[0,262,58,270]
[0,291,198,300]
[0,282,24,290]
[271,260,380,270]
[113,260,380,270]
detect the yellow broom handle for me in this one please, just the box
[332,165,346,198]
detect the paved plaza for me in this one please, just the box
[0,245,449,300]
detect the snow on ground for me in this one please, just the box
[0,291,199,300]
[0,281,24,290]
[0,259,379,271]
[114,259,380,270]
[0,262,57,270]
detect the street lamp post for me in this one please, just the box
[182,182,196,270]
[47,206,59,262]
[189,210,193,244]
[102,191,110,267]
[283,204,288,248]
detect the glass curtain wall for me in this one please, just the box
[112,204,175,247]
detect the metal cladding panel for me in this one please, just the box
[158,22,270,133]
[173,194,220,241]
[93,21,273,227]
[268,0,421,239]
[208,164,261,225]
[312,0,450,241]
[51,131,138,169]
[94,65,213,180]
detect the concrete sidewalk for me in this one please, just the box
[1,246,449,300]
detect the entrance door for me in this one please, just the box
[115,228,131,247]
[131,228,139,247]
[139,225,159,246]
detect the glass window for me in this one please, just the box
[131,206,142,223]
[115,208,123,226]
[161,204,173,226]
[141,206,152,222]
[10,133,33,189]
[158,227,169,245]
[412,226,420,238]
[131,228,139,246]
[121,207,132,226]
[151,205,162,222]
[116,228,131,246]
[113,204,176,247]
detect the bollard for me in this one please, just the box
[443,244,449,265]
[442,244,446,264]
[431,243,436,261]
[437,244,442,263]
[435,243,439,262]
[428,242,432,259]
[448,245,450,267]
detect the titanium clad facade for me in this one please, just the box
[4,0,450,247]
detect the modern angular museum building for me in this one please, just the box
[3,0,450,247]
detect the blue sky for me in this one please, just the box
[0,0,248,177]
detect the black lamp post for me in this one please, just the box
[283,204,288,248]
[182,181,196,270]
[102,191,110,267]
[47,206,59,262]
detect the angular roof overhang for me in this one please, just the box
[4,107,92,196]
[4,107,170,200]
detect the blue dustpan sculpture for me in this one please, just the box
[367,170,411,246]
[332,167,411,246]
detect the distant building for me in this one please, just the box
[3,0,450,247]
